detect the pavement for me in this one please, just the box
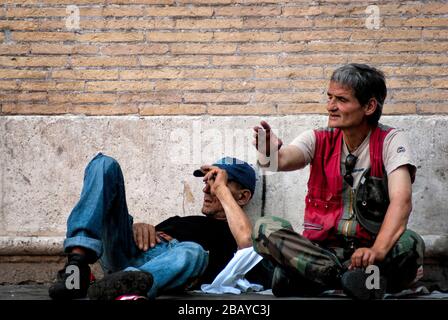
[1,284,447,300]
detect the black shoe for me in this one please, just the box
[48,253,92,300]
[341,268,387,300]
[87,271,153,300]
[271,266,323,297]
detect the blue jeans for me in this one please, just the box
[64,153,209,298]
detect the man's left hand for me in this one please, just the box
[349,247,386,269]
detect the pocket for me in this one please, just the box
[303,194,341,242]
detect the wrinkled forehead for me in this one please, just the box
[327,81,356,97]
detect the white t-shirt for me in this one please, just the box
[290,127,416,188]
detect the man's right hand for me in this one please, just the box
[132,223,161,251]
[253,120,283,157]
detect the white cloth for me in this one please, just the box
[201,247,264,294]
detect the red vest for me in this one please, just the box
[303,125,392,244]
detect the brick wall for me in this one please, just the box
[0,0,447,116]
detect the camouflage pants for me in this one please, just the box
[252,216,425,293]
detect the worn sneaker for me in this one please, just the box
[87,271,153,301]
[341,268,387,300]
[48,253,92,300]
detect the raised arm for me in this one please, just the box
[253,120,307,172]
[202,166,253,249]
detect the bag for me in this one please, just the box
[354,168,389,234]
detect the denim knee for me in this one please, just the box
[174,242,209,274]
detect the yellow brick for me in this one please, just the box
[347,54,418,64]
[108,0,173,4]
[30,44,72,55]
[418,55,448,64]
[280,54,346,65]
[0,20,39,31]
[430,79,448,89]
[390,89,448,101]
[155,80,222,91]
[0,45,30,55]
[102,6,147,17]
[6,7,66,18]
[147,32,213,42]
[139,104,206,115]
[71,57,138,67]
[48,93,117,104]
[121,68,252,79]
[378,3,448,15]
[214,6,281,16]
[0,92,47,102]
[77,32,144,42]
[255,92,322,103]
[20,81,85,91]
[222,81,256,91]
[2,104,67,115]
[146,7,213,17]
[351,29,422,40]
[175,18,243,29]
[239,43,306,53]
[422,30,448,39]
[118,92,182,104]
[383,103,417,114]
[278,103,325,114]
[101,44,169,55]
[281,30,351,41]
[255,67,323,79]
[170,43,237,54]
[140,56,209,67]
[207,104,276,115]
[86,81,154,92]
[387,79,430,89]
[282,6,349,16]
[52,70,119,80]
[382,66,448,77]
[377,41,448,52]
[243,17,312,29]
[181,68,253,79]
[307,42,376,52]
[4,0,104,4]
[385,17,448,27]
[212,56,278,66]
[0,70,48,79]
[81,19,152,30]
[12,32,76,42]
[0,81,19,90]
[418,104,448,114]
[0,56,67,67]
[38,20,65,30]
[214,32,279,42]
[314,18,364,28]
[183,92,250,103]
[224,80,290,91]
[290,80,328,90]
[68,105,139,116]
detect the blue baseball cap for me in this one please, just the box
[193,157,256,196]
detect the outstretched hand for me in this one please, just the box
[253,120,283,157]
